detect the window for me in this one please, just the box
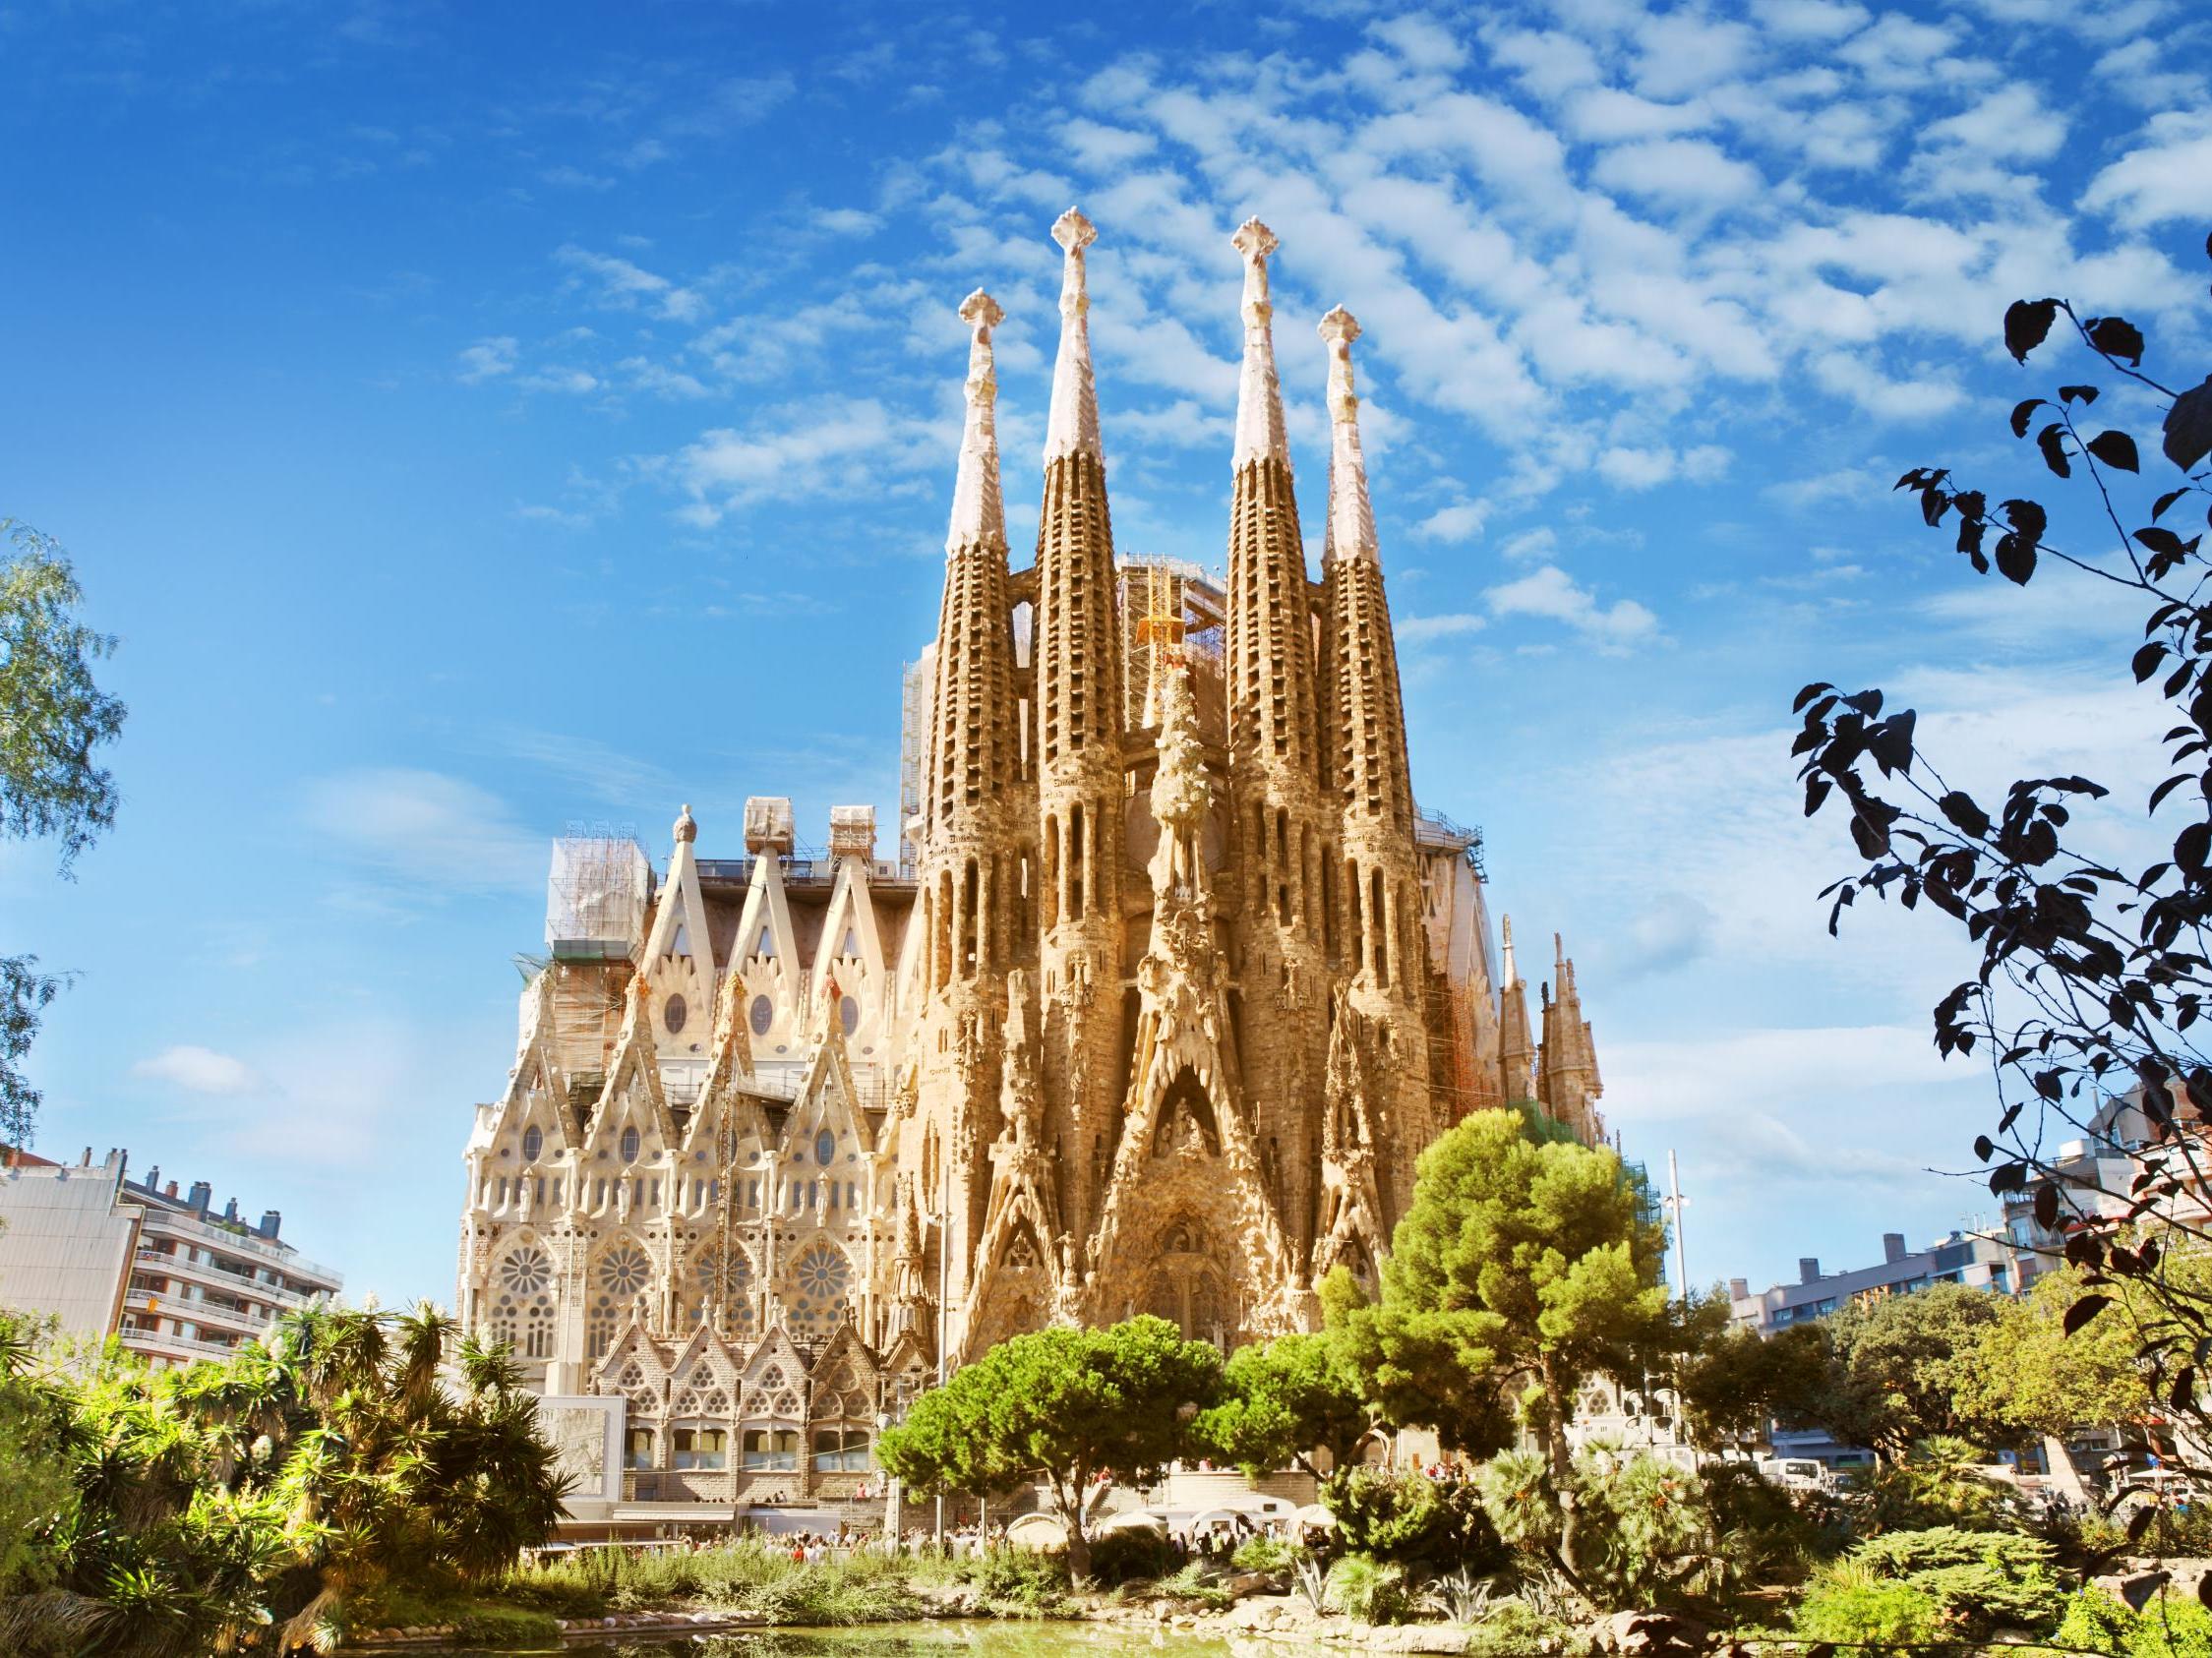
[621,1126,641,1163]
[624,1427,656,1470]
[664,993,688,1035]
[749,995,773,1036]
[673,1425,728,1471]
[743,1428,801,1470]
[812,1429,872,1472]
[840,995,860,1036]
[522,1126,543,1160]
[815,1130,836,1165]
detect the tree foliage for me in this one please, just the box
[1792,232,2212,1454]
[0,1301,571,1655]
[0,520,127,1148]
[875,1316,1222,1576]
[1337,1108,1673,1577]
[1195,1320,1373,1481]
[1959,1263,2158,1439]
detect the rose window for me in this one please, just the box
[598,1244,652,1296]
[787,1243,851,1332]
[499,1245,553,1295]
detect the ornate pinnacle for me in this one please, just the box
[947,289,1006,551]
[1319,305,1377,563]
[1229,218,1288,469]
[1046,208,1102,462]
[674,802,697,845]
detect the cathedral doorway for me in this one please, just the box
[1139,1217,1236,1348]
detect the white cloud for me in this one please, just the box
[134,1045,263,1096]
[665,397,943,522]
[1412,501,1489,542]
[1397,613,1488,643]
[1811,351,1964,420]
[1500,526,1558,563]
[1591,138,1764,206]
[555,245,706,325]
[455,336,517,383]
[1595,444,1732,489]
[1486,564,1660,650]
[303,769,544,896]
[2082,111,2212,230]
[811,207,882,236]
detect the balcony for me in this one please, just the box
[128,1286,272,1339]
[134,1208,340,1288]
[119,1322,254,1362]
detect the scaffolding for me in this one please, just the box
[544,827,649,959]
[1116,556,1226,734]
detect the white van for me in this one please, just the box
[1757,1457,1832,1493]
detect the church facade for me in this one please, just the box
[455,209,1604,1501]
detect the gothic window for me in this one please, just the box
[749,995,773,1036]
[673,1425,728,1470]
[786,1242,851,1333]
[840,995,860,1036]
[521,1126,543,1161]
[664,993,688,1035]
[620,1125,641,1163]
[489,1244,556,1360]
[756,927,775,957]
[812,1429,872,1472]
[624,1426,656,1470]
[815,1130,835,1165]
[742,1428,801,1470]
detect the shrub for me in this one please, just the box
[2057,1587,2212,1658]
[1792,1571,1943,1647]
[1087,1525,1178,1585]
[1230,1533,1291,1573]
[1465,1596,1578,1658]
[1327,1556,1414,1625]
[1153,1559,1234,1610]
[963,1548,1076,1617]
[1575,1451,1712,1609]
[1328,1469,1511,1573]
[1849,1525,2063,1633]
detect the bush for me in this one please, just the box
[1793,1526,2064,1645]
[1230,1533,1291,1573]
[2057,1587,2212,1658]
[1086,1525,1178,1585]
[963,1547,1076,1617]
[1331,1468,1511,1573]
[1327,1555,1414,1625]
[1701,1462,1839,1589]
[1792,1571,1943,1646]
[1465,1597,1578,1658]
[1574,1451,1712,1610]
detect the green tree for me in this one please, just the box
[1675,1318,1829,1451]
[1339,1108,1672,1578]
[1,520,127,1147]
[877,1316,1222,1577]
[1961,1265,2153,1441]
[1196,1320,1373,1480]
[1790,1282,2004,1463]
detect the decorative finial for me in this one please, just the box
[1230,218,1288,469]
[674,803,697,845]
[947,289,1006,551]
[1318,306,1377,564]
[1502,916,1517,986]
[1045,208,1102,463]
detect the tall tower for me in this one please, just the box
[1318,306,1432,1221]
[914,288,1021,1349]
[1224,219,1330,1264]
[1032,207,1128,1250]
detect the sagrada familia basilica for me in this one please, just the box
[455,210,1604,1503]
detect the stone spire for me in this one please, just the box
[1232,217,1289,468]
[1319,306,1376,564]
[947,289,1006,553]
[1320,305,1412,838]
[1499,917,1536,1105]
[1536,932,1604,1140]
[1225,217,1321,793]
[1044,208,1101,463]
[925,289,1020,838]
[1033,207,1130,1255]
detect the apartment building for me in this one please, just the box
[0,1145,341,1366]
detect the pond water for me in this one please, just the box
[446,1626,1236,1658]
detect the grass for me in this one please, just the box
[498,1541,923,1625]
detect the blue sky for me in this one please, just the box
[4,0,2207,1309]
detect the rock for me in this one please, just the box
[1592,1609,1713,1655]
[2094,1569,2174,1613]
[1225,1570,1277,1599]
